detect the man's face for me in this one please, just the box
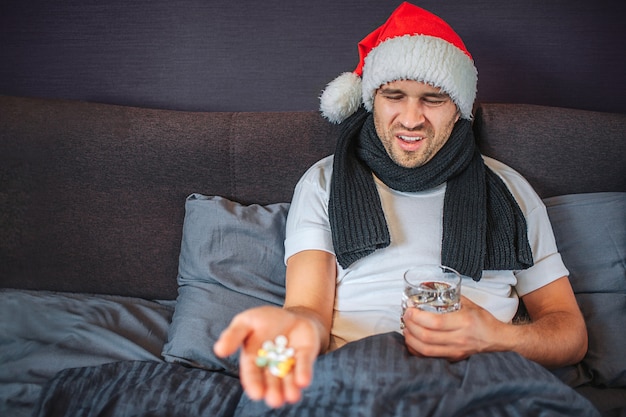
[373,80,460,169]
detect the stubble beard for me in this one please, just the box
[375,118,457,170]
[376,122,436,169]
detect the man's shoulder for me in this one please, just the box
[483,155,527,183]
[482,155,542,211]
[301,155,334,179]
[294,155,334,192]
[314,154,334,169]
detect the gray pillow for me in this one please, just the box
[545,192,626,388]
[162,194,288,375]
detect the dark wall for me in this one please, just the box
[2,0,625,114]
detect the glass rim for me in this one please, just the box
[403,264,462,287]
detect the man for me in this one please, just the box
[214,2,587,409]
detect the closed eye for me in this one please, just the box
[423,97,447,106]
[377,87,406,101]
[383,94,404,101]
[423,92,453,106]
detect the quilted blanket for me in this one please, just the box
[33,332,599,417]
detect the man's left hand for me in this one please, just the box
[401,296,505,361]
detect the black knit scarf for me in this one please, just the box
[328,108,534,280]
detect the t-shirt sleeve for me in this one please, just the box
[284,157,336,263]
[514,202,570,296]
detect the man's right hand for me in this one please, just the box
[213,305,323,408]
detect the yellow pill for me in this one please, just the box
[273,358,295,378]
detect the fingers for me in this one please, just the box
[402,299,490,361]
[292,344,315,389]
[282,372,303,404]
[240,349,305,408]
[255,344,315,407]
[263,370,283,407]
[403,325,466,361]
[246,369,303,408]
[213,319,251,358]
[402,307,462,357]
[213,307,317,408]
[404,307,456,332]
[214,306,282,358]
[238,348,267,401]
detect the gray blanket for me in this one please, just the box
[33,332,600,417]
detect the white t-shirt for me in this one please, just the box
[284,155,568,350]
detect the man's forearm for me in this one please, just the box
[501,310,588,368]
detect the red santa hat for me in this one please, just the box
[320,2,478,123]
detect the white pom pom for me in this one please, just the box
[319,72,362,124]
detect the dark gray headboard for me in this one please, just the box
[1,0,625,114]
[1,95,624,298]
[473,103,626,198]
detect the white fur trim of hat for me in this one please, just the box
[320,2,478,124]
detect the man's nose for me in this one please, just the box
[399,103,426,129]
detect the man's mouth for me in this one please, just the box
[398,135,424,142]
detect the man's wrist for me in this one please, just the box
[283,305,330,354]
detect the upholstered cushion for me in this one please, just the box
[474,104,626,199]
[546,192,626,388]
[162,194,288,374]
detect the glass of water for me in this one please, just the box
[400,265,462,329]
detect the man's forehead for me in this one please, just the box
[378,80,448,96]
